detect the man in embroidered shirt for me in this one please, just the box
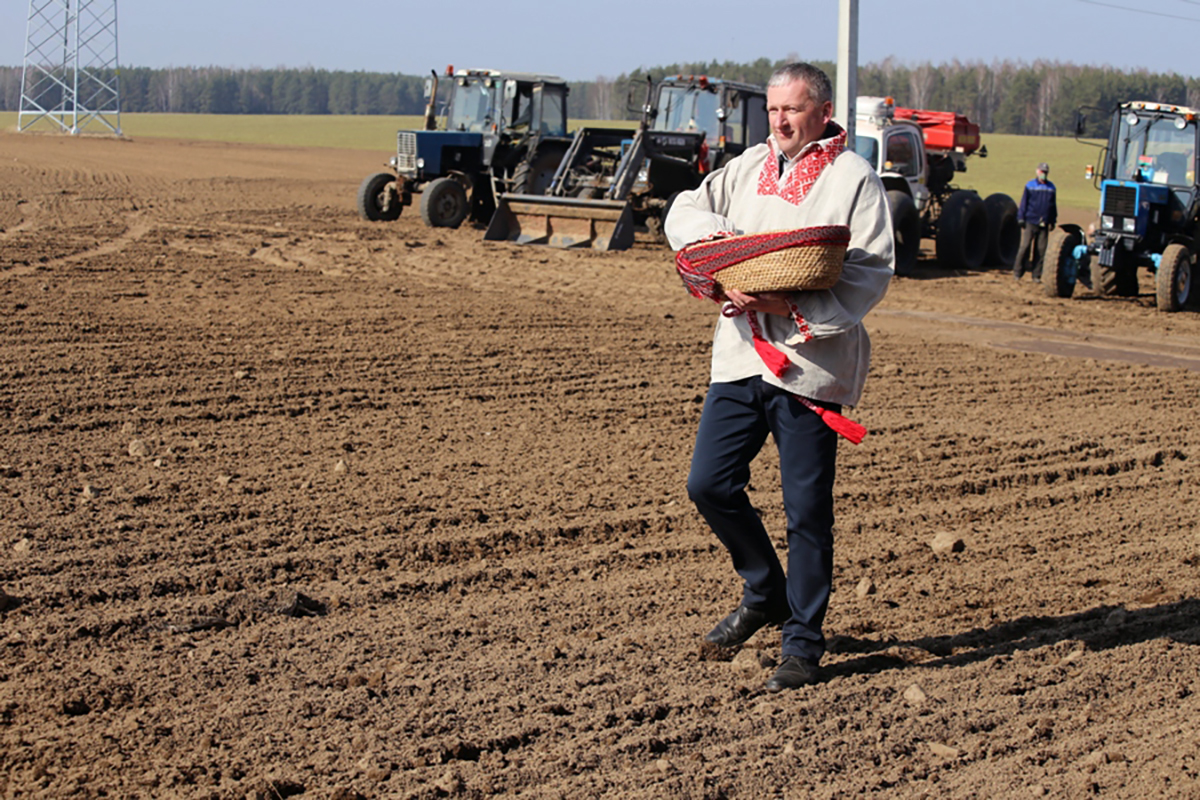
[1015,163,1057,282]
[665,63,894,692]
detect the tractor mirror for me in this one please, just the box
[1074,114,1086,137]
[424,78,433,99]
[504,81,517,101]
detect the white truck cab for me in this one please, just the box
[854,96,931,214]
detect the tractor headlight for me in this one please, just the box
[416,157,425,170]
[1101,215,1114,230]
[1123,217,1136,233]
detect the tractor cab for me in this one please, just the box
[444,69,568,138]
[650,76,769,170]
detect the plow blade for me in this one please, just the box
[484,195,636,251]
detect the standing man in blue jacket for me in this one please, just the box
[1015,162,1057,281]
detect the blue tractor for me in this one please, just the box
[356,68,572,229]
[1043,100,1197,311]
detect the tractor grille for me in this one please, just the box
[396,132,418,172]
[1103,185,1137,217]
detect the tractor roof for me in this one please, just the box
[1120,100,1200,117]
[453,68,567,86]
[661,75,765,95]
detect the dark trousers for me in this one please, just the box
[686,377,839,663]
[1016,223,1049,280]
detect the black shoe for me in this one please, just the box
[703,604,789,648]
[764,656,820,692]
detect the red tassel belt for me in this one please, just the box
[727,306,867,445]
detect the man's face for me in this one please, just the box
[1036,170,1047,182]
[767,79,833,159]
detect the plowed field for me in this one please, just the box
[3,131,1200,799]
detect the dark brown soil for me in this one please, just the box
[3,131,1200,799]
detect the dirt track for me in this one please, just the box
[3,131,1200,799]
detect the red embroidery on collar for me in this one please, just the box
[758,126,847,206]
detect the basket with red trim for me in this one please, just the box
[675,225,851,301]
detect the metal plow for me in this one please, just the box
[484,194,636,251]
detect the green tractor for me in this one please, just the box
[1043,100,1197,311]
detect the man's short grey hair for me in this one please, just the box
[767,63,833,106]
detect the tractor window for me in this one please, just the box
[885,132,921,177]
[1114,113,1196,186]
[511,85,533,131]
[654,85,719,141]
[694,91,720,145]
[745,94,768,144]
[725,94,745,146]
[447,80,494,132]
[535,87,567,136]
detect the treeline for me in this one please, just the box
[3,60,1198,138]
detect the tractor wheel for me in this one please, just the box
[1093,255,1140,297]
[983,193,1020,268]
[511,147,566,196]
[1156,243,1192,312]
[1041,227,1083,298]
[935,190,988,270]
[419,177,469,228]
[357,172,401,222]
[886,190,921,277]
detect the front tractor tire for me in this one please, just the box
[1092,251,1140,298]
[357,172,402,222]
[1042,227,1084,298]
[983,193,1020,268]
[935,190,988,270]
[1156,243,1193,312]
[419,177,469,228]
[886,190,921,277]
[511,147,567,196]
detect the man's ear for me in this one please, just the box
[822,101,834,125]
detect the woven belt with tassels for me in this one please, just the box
[724,303,868,445]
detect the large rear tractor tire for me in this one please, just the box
[419,177,469,228]
[983,193,1020,268]
[1156,243,1192,312]
[886,190,921,277]
[935,190,988,270]
[1041,227,1083,298]
[357,172,402,222]
[511,147,566,196]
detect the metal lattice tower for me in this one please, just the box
[19,0,121,135]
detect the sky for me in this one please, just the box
[4,0,1200,80]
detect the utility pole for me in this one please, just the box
[835,0,858,152]
[19,0,122,135]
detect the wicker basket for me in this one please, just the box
[676,225,850,300]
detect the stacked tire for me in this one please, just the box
[887,190,1019,274]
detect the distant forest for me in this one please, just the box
[2,59,1198,138]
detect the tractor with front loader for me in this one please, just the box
[854,97,1020,276]
[356,67,572,230]
[1041,100,1197,311]
[484,74,769,250]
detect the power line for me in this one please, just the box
[1077,0,1200,21]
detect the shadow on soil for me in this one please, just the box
[825,597,1200,678]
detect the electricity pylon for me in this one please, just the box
[19,0,121,135]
